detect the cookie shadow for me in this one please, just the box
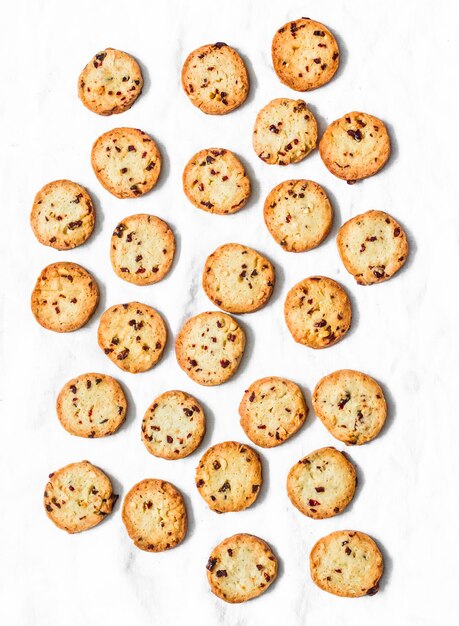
[379,119,399,176]
[304,101,328,141]
[237,151,261,214]
[329,28,349,86]
[340,283,360,343]
[227,316,255,383]
[149,137,170,193]
[339,449,365,515]
[103,468,123,516]
[236,47,258,109]
[250,448,270,509]
[118,377,137,434]
[320,182,343,241]
[372,534,392,593]
[391,215,416,280]
[291,380,315,440]
[372,377,396,443]
[181,490,196,542]
[90,268,106,325]
[85,185,105,243]
[194,395,215,453]
[136,54,151,99]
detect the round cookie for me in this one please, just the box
[44,461,116,533]
[312,369,387,445]
[175,312,245,386]
[30,180,95,250]
[122,479,187,552]
[310,530,384,597]
[253,98,317,165]
[284,276,351,349]
[91,127,161,198]
[98,302,167,374]
[110,214,175,285]
[141,390,206,460]
[31,262,99,332]
[272,18,340,91]
[182,42,249,115]
[287,447,356,519]
[196,441,262,513]
[239,377,307,448]
[202,243,275,314]
[264,179,333,252]
[183,148,250,215]
[319,112,391,183]
[337,210,408,285]
[206,534,278,603]
[56,373,127,438]
[78,48,143,116]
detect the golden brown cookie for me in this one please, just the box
[31,262,99,332]
[44,461,117,533]
[91,127,161,198]
[78,48,143,116]
[312,369,387,445]
[182,42,249,114]
[196,441,262,513]
[202,243,275,313]
[206,534,278,603]
[98,302,167,373]
[284,276,351,348]
[110,214,175,285]
[253,98,317,165]
[319,112,391,183]
[141,390,206,460]
[310,530,384,597]
[175,311,245,385]
[122,479,187,552]
[183,148,250,215]
[239,376,307,447]
[272,18,340,91]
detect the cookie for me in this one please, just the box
[141,390,206,460]
[91,127,161,198]
[122,479,187,552]
[337,210,408,285]
[78,48,143,116]
[206,533,278,603]
[312,369,387,445]
[310,530,383,597]
[202,243,275,314]
[264,179,333,252]
[284,276,351,349]
[31,262,99,332]
[196,441,262,513]
[253,98,317,165]
[98,302,167,374]
[183,148,250,215]
[287,447,356,519]
[110,214,175,285]
[272,18,340,91]
[30,180,95,250]
[56,373,127,438]
[175,312,245,386]
[44,461,116,533]
[319,112,391,183]
[181,42,249,115]
[239,377,307,448]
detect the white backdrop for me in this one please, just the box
[1,1,458,624]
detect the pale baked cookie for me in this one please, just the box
[196,441,262,513]
[31,262,99,332]
[91,127,161,198]
[272,18,340,91]
[44,461,116,533]
[337,210,408,285]
[264,179,333,252]
[182,42,249,115]
[312,369,387,445]
[175,311,245,385]
[183,148,250,215]
[253,98,317,165]
[110,214,175,285]
[78,48,143,116]
[206,534,278,603]
[141,390,206,460]
[202,243,275,314]
[98,302,167,373]
[284,276,351,349]
[122,479,187,552]
[239,377,307,447]
[310,530,383,597]
[56,373,127,438]
[30,180,95,250]
[319,112,391,183]
[287,447,356,519]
